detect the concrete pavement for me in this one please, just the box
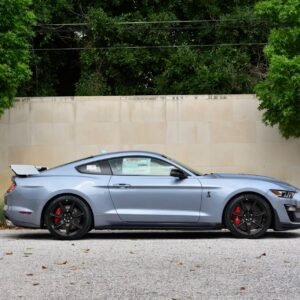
[0,229,300,299]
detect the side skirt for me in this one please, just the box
[94,223,223,230]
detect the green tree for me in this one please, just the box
[15,1,272,97]
[0,0,35,115]
[255,0,300,138]
[25,0,82,96]
[76,7,177,95]
[76,1,269,95]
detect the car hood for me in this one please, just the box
[206,173,299,191]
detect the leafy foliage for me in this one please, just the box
[0,201,5,227]
[22,0,81,96]
[255,0,300,138]
[155,47,254,94]
[0,0,35,115]
[14,1,270,97]
[76,1,269,95]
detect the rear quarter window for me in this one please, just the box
[76,160,111,175]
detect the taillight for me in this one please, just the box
[7,182,16,193]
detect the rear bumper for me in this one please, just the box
[4,216,16,227]
[4,204,16,227]
[4,212,39,228]
[4,195,40,229]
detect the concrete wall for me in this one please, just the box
[0,95,299,194]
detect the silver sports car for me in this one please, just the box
[4,151,300,240]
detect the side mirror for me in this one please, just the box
[170,168,187,179]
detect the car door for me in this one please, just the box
[107,156,202,223]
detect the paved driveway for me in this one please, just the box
[0,229,300,299]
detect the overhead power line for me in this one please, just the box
[36,23,279,33]
[37,23,88,26]
[32,42,267,51]
[117,19,262,25]
[36,18,264,27]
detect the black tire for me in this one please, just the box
[224,194,272,239]
[45,195,92,240]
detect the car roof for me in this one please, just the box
[46,150,166,172]
[84,150,167,163]
[94,150,165,159]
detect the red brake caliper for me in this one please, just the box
[54,207,62,224]
[233,206,241,225]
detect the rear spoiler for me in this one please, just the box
[10,165,48,176]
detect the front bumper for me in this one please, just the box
[285,205,300,222]
[274,221,300,231]
[268,190,300,231]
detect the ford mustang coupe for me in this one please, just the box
[4,151,300,240]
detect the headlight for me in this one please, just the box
[271,189,295,199]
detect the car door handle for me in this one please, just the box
[112,183,131,189]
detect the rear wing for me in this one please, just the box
[10,165,48,176]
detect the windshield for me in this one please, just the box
[166,156,202,176]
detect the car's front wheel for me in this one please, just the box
[45,195,92,240]
[225,194,272,238]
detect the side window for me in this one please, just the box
[108,157,175,176]
[76,160,111,175]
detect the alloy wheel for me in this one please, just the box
[45,196,91,240]
[225,194,272,238]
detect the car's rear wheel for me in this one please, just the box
[225,194,272,238]
[45,195,92,240]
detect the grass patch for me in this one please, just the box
[0,201,6,228]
